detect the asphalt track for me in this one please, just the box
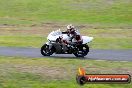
[0,46,132,61]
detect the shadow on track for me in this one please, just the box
[40,54,94,60]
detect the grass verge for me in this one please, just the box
[0,56,131,88]
[0,28,131,49]
[0,0,131,26]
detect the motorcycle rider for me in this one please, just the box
[66,24,76,37]
[54,24,82,53]
[66,24,82,43]
[72,34,83,44]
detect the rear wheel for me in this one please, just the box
[73,44,89,57]
[41,44,53,56]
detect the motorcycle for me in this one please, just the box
[41,29,93,57]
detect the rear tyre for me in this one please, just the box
[73,44,89,57]
[41,44,53,56]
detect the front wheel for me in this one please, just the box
[73,44,89,57]
[41,44,53,56]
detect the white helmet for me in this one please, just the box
[67,24,75,30]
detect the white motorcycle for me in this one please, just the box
[41,29,93,57]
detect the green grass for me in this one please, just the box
[0,0,131,88]
[0,28,132,49]
[0,35,44,48]
[0,56,131,88]
[0,0,131,49]
[0,35,131,49]
[0,0,131,26]
[92,37,132,49]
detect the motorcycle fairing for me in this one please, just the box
[47,29,93,44]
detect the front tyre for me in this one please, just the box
[41,44,53,56]
[73,44,89,57]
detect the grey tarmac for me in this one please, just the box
[0,46,132,61]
